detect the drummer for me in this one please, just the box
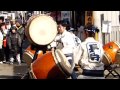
[51,20,78,79]
[77,25,105,79]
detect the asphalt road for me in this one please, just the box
[0,63,28,79]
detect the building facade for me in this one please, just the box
[93,11,120,45]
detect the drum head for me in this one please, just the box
[54,49,72,76]
[27,15,58,45]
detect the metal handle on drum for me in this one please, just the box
[32,45,48,62]
[109,45,113,49]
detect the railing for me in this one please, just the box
[102,26,120,45]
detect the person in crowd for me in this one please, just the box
[0,26,4,64]
[10,20,16,27]
[7,26,22,65]
[0,17,4,24]
[15,19,25,62]
[5,19,11,30]
[76,25,84,42]
[0,22,9,63]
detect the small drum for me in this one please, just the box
[103,41,120,66]
[25,14,58,45]
[30,49,72,79]
[23,45,43,66]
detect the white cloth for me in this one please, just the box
[0,31,3,49]
[3,29,9,35]
[6,25,11,30]
[60,30,76,54]
[51,30,76,54]
[79,37,104,70]
[10,54,21,64]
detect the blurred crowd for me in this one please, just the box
[0,16,29,65]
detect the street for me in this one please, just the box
[0,62,120,79]
[0,63,28,79]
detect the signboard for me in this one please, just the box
[61,11,71,24]
[85,11,94,26]
[102,21,111,33]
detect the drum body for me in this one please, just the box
[103,41,120,65]
[115,48,120,65]
[30,49,72,79]
[23,45,43,66]
[25,15,58,45]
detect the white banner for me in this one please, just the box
[102,21,111,33]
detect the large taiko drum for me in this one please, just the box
[30,49,72,79]
[103,41,120,66]
[25,14,58,45]
[23,45,43,66]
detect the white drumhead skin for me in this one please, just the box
[53,49,72,76]
[29,15,57,45]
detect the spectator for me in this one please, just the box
[0,26,4,64]
[7,26,21,65]
[0,22,9,63]
[0,16,4,24]
[10,20,16,27]
[16,19,25,62]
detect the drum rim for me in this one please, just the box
[103,52,112,65]
[26,16,38,45]
[30,63,37,79]
[53,49,72,76]
[23,52,33,66]
[114,41,120,48]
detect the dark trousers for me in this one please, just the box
[3,46,9,61]
[65,53,77,79]
[20,41,24,61]
[68,60,77,79]
[0,48,4,61]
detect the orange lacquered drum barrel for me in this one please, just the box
[103,41,120,66]
[23,45,43,66]
[25,14,58,46]
[30,49,72,79]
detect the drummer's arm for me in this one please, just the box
[78,46,84,68]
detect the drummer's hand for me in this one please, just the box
[51,48,54,51]
[56,39,61,43]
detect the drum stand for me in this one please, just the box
[104,64,120,79]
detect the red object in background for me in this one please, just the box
[3,39,7,47]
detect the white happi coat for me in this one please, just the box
[79,37,104,70]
